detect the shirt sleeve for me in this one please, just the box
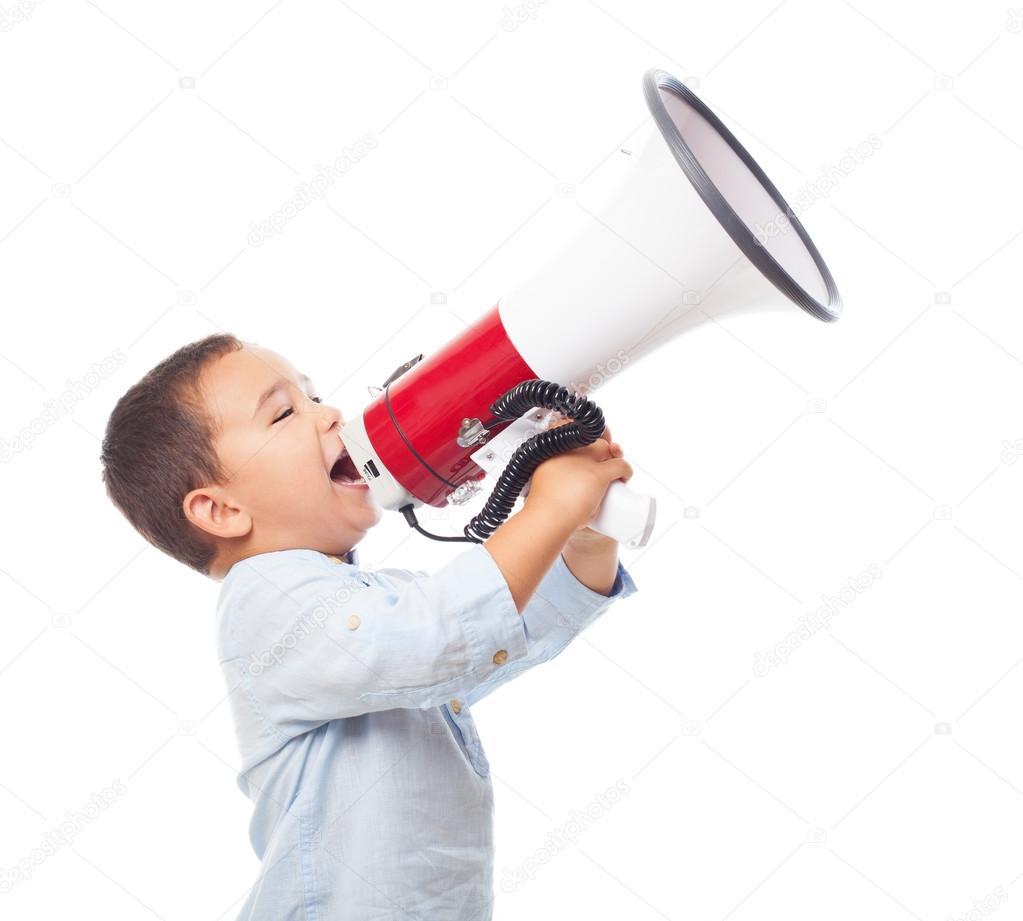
[463,551,638,708]
[221,544,530,734]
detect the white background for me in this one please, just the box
[2,1,1022,918]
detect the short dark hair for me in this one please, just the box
[101,333,244,576]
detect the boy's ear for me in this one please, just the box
[182,485,252,541]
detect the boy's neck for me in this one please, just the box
[208,538,353,581]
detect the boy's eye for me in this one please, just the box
[272,396,320,423]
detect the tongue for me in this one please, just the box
[331,456,364,483]
[331,458,364,485]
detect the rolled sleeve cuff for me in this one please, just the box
[542,552,639,633]
[454,543,530,676]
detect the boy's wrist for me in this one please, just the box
[565,525,616,549]
[561,530,620,596]
[518,500,578,545]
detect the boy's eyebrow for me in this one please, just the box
[252,373,314,418]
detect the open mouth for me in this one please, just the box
[329,450,366,486]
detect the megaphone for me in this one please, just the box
[339,68,842,549]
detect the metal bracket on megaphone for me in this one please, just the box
[466,406,555,495]
[466,401,657,550]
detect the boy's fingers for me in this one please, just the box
[602,458,632,482]
[547,419,622,460]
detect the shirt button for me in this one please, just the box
[346,614,361,630]
[492,649,508,665]
[450,699,461,714]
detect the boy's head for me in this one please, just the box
[101,334,382,579]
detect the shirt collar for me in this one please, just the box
[220,544,361,586]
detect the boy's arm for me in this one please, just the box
[222,433,633,730]
[221,498,598,730]
[480,427,632,610]
[462,528,637,709]
[480,502,578,612]
[560,529,621,596]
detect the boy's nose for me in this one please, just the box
[318,402,342,431]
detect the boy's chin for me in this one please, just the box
[344,503,384,532]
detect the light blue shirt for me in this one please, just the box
[215,540,638,920]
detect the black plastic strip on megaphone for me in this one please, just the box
[642,68,842,322]
[383,379,461,492]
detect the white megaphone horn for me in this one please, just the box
[338,68,842,550]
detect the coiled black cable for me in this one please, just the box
[399,379,605,543]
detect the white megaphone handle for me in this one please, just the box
[585,479,657,549]
[468,410,657,549]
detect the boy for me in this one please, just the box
[100,332,639,919]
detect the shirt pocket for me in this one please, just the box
[441,701,490,777]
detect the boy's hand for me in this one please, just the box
[524,416,633,533]
[573,439,631,540]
